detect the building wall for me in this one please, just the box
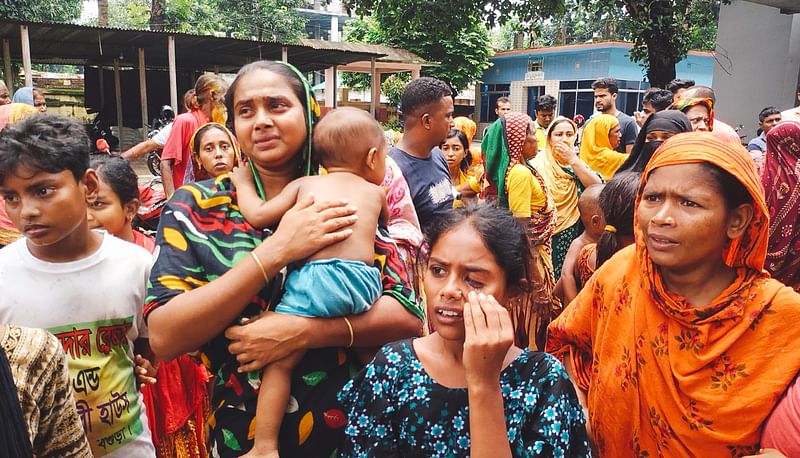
[713,0,799,140]
[476,44,715,137]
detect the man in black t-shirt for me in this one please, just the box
[390,77,455,233]
[592,77,637,154]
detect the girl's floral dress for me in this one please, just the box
[338,339,592,457]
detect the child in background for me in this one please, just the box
[556,184,605,304]
[229,106,388,458]
[88,155,155,252]
[0,114,155,457]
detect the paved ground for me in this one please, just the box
[129,157,157,186]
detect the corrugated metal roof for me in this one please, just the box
[0,19,388,72]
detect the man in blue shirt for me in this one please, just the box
[748,106,781,153]
[390,77,454,233]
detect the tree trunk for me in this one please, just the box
[98,0,108,27]
[150,0,166,31]
[646,41,677,88]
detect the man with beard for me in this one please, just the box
[592,77,636,154]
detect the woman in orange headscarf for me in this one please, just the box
[579,113,624,180]
[547,132,800,456]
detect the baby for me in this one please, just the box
[556,184,605,305]
[230,106,387,458]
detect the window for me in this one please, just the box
[557,79,651,119]
[527,58,543,72]
[526,86,544,120]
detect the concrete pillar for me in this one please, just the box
[113,58,123,150]
[168,35,178,112]
[2,39,11,92]
[138,48,148,141]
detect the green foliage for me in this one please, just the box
[342,0,493,94]
[160,0,306,42]
[381,73,410,106]
[340,17,378,89]
[107,0,151,29]
[0,0,82,22]
[584,0,728,87]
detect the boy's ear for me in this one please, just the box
[591,214,602,226]
[82,169,100,204]
[366,147,378,170]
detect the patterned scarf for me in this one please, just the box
[763,120,800,290]
[0,344,32,457]
[533,116,582,234]
[482,112,529,207]
[548,132,800,456]
[673,97,715,131]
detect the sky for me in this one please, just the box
[81,0,98,22]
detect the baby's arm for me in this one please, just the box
[230,166,300,229]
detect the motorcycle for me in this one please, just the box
[135,175,167,234]
[145,105,176,176]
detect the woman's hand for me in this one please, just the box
[225,312,309,372]
[462,292,514,389]
[263,192,357,265]
[553,141,579,166]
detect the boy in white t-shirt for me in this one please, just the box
[0,115,156,457]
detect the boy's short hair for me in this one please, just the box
[0,114,90,184]
[642,88,673,111]
[496,96,511,108]
[758,106,780,123]
[535,95,557,112]
[400,77,452,119]
[591,77,619,94]
[313,107,385,168]
[665,79,695,94]
[578,183,604,216]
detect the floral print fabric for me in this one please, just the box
[338,339,591,457]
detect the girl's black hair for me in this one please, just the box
[225,61,307,133]
[597,172,640,268]
[192,124,228,155]
[425,204,530,292]
[90,155,139,204]
[700,163,752,209]
[444,129,471,173]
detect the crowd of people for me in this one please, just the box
[0,63,800,458]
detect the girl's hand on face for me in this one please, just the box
[462,291,514,390]
[264,192,357,265]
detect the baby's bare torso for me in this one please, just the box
[296,173,383,265]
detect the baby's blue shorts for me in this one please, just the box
[275,258,381,318]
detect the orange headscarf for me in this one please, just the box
[579,113,625,179]
[547,132,800,457]
[452,116,482,167]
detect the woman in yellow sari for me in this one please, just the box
[483,112,560,350]
[533,116,602,278]
[579,113,624,179]
[547,132,800,456]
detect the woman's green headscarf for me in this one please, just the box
[247,60,321,200]
[482,113,532,208]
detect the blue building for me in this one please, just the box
[475,41,714,135]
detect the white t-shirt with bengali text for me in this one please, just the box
[0,232,155,457]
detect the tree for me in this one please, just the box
[588,0,729,88]
[342,0,496,94]
[98,0,109,26]
[346,0,726,89]
[0,0,82,22]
